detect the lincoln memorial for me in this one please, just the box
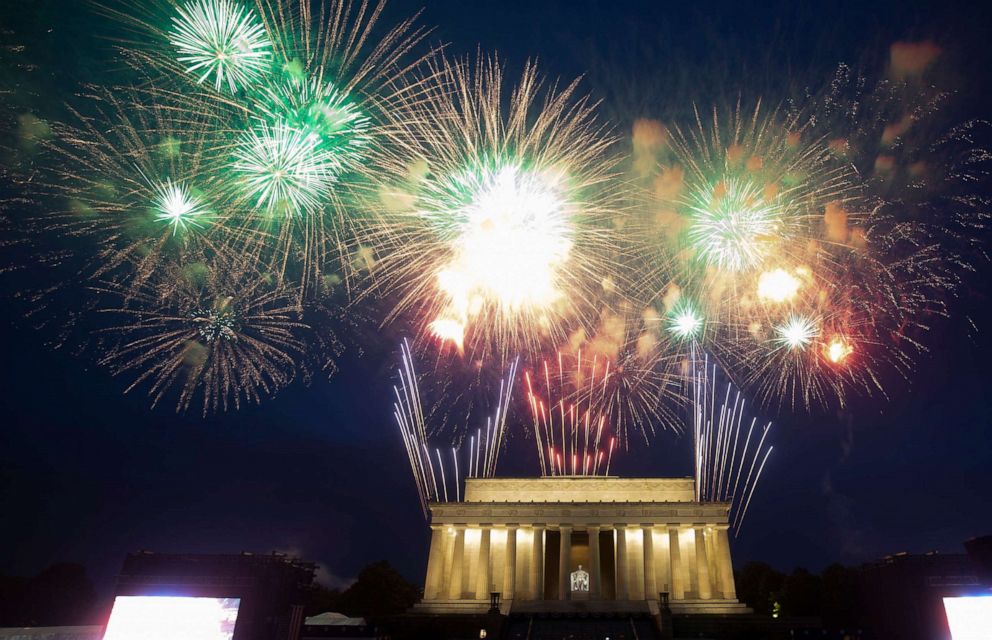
[415,477,750,616]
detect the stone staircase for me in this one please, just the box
[503,613,663,640]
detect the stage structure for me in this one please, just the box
[414,477,750,616]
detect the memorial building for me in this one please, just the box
[415,477,750,616]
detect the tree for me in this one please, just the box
[0,563,97,626]
[820,563,861,629]
[735,562,785,615]
[781,567,822,617]
[335,561,421,620]
[304,584,342,617]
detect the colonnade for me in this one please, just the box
[423,523,737,603]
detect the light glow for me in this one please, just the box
[774,314,819,351]
[943,596,992,640]
[757,268,801,303]
[103,595,240,640]
[428,317,466,352]
[667,299,704,341]
[153,179,210,234]
[427,163,572,347]
[824,336,853,364]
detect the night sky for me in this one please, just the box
[2,0,992,603]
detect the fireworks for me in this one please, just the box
[97,257,309,415]
[640,99,921,409]
[580,313,686,440]
[523,353,618,477]
[87,0,433,296]
[169,0,273,93]
[7,0,991,551]
[26,87,225,289]
[253,75,372,159]
[431,161,572,315]
[232,123,340,215]
[371,56,623,358]
[421,159,576,351]
[756,268,802,303]
[686,176,785,272]
[392,340,518,517]
[666,298,704,341]
[690,357,773,532]
[773,314,819,351]
[152,179,212,235]
[824,335,854,364]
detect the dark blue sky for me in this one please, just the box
[1,0,991,600]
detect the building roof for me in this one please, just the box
[463,477,697,504]
[304,612,367,627]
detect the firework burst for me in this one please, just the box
[97,255,308,414]
[152,178,213,235]
[639,99,908,410]
[169,0,274,93]
[93,0,433,296]
[370,56,626,360]
[27,86,228,289]
[231,122,342,215]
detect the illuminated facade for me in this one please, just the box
[415,477,750,615]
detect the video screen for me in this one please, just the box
[943,596,992,640]
[103,595,241,640]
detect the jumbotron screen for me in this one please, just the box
[103,595,241,640]
[943,596,992,640]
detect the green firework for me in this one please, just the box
[169,0,273,93]
[685,176,784,272]
[254,75,372,164]
[191,297,239,342]
[152,179,211,235]
[231,123,341,216]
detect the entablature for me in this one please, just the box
[428,501,731,527]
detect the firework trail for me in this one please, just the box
[523,351,618,477]
[690,351,773,534]
[392,339,518,517]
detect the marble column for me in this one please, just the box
[558,526,572,600]
[588,526,602,599]
[668,527,684,600]
[503,526,518,599]
[693,526,713,600]
[448,525,466,599]
[475,527,492,599]
[714,526,736,599]
[532,525,545,600]
[424,526,445,599]
[615,526,628,600]
[642,525,658,601]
